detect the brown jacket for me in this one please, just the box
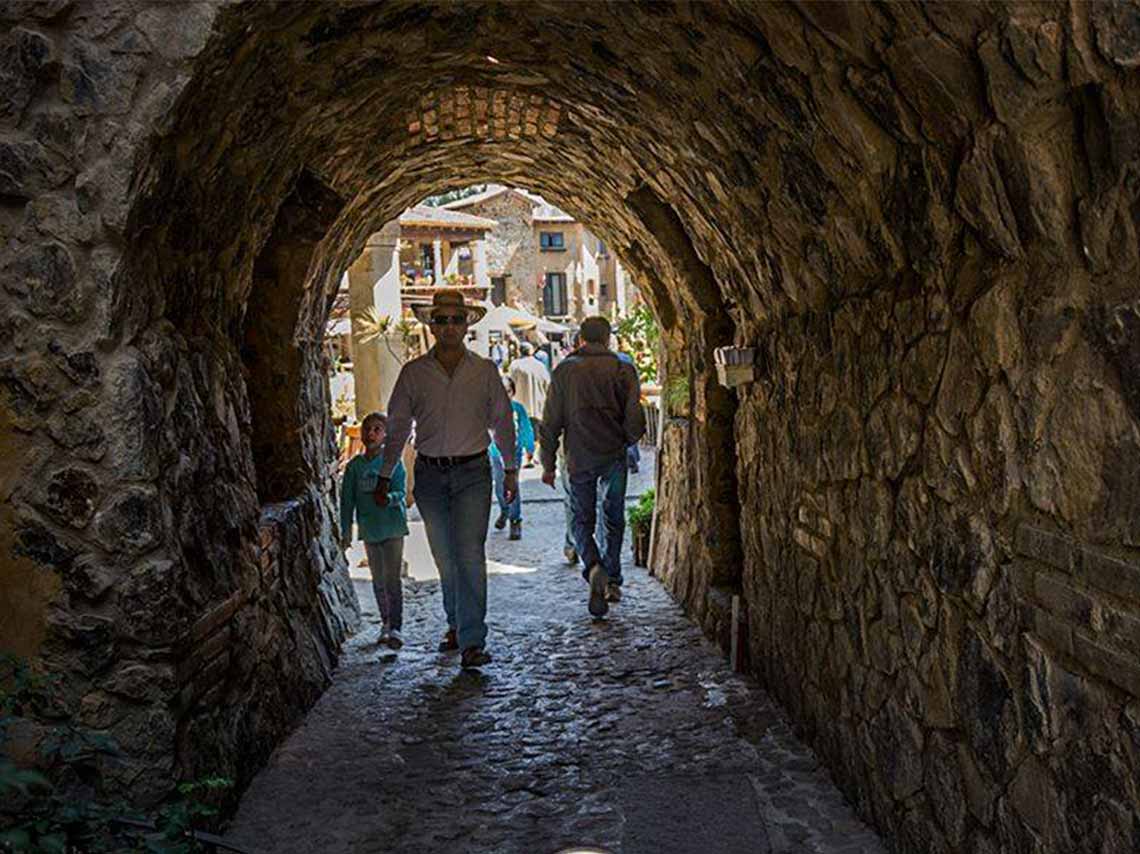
[539,344,645,475]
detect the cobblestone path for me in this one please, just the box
[227,499,887,854]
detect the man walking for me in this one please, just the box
[509,342,551,467]
[374,291,517,668]
[540,316,645,617]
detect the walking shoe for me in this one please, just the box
[588,564,609,618]
[509,520,522,540]
[378,624,391,646]
[387,629,403,650]
[461,647,492,669]
[564,545,578,565]
[494,511,508,530]
[438,628,459,652]
[606,583,622,603]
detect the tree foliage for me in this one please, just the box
[614,304,660,383]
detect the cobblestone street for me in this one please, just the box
[227,481,886,854]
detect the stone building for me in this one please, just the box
[2,3,1140,853]
[443,185,638,320]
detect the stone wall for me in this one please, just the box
[460,190,541,314]
[639,5,1140,852]
[2,2,1139,850]
[725,285,1140,852]
[0,0,359,806]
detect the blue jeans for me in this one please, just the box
[569,457,628,585]
[414,456,492,651]
[491,453,522,522]
[627,443,641,469]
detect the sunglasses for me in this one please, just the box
[431,314,468,326]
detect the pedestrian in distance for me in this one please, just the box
[489,338,506,369]
[509,342,551,468]
[535,344,552,374]
[340,412,409,649]
[373,290,518,669]
[491,376,534,541]
[540,315,646,618]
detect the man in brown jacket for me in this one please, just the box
[540,316,646,617]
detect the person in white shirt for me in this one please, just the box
[508,343,551,466]
[374,291,517,669]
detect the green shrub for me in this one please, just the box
[628,487,655,531]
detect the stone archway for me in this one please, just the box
[2,2,1140,851]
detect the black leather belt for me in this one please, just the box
[417,451,486,469]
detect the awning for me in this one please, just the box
[470,304,569,336]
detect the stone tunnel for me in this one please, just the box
[2,1,1140,851]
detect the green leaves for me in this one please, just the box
[628,487,655,531]
[353,305,393,345]
[615,305,660,383]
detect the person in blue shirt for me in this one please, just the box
[535,345,552,374]
[340,412,409,649]
[491,377,534,540]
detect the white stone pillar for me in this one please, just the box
[348,221,404,417]
[444,241,461,277]
[473,238,489,290]
[432,239,443,284]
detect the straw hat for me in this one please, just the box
[412,289,487,324]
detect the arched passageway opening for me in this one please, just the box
[2,3,1140,852]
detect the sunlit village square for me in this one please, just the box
[3,1,1140,853]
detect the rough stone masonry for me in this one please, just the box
[1,2,1138,852]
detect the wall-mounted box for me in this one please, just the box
[714,346,755,388]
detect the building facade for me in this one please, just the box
[444,185,639,321]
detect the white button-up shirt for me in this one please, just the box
[379,347,517,477]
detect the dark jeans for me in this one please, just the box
[562,462,603,551]
[569,456,628,585]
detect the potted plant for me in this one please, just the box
[628,487,654,567]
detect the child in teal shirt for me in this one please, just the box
[340,412,409,648]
